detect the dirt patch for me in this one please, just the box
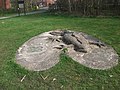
[16,30,119,71]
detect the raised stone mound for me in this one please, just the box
[16,30,119,71]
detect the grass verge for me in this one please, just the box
[0,13,120,90]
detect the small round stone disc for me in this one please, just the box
[16,31,62,71]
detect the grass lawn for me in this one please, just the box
[0,13,120,90]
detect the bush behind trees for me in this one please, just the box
[55,0,120,16]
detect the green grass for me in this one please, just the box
[0,13,120,90]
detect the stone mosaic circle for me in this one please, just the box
[16,30,119,71]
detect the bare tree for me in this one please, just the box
[52,0,120,16]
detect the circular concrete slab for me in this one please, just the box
[16,30,119,71]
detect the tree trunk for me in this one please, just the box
[68,0,72,13]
